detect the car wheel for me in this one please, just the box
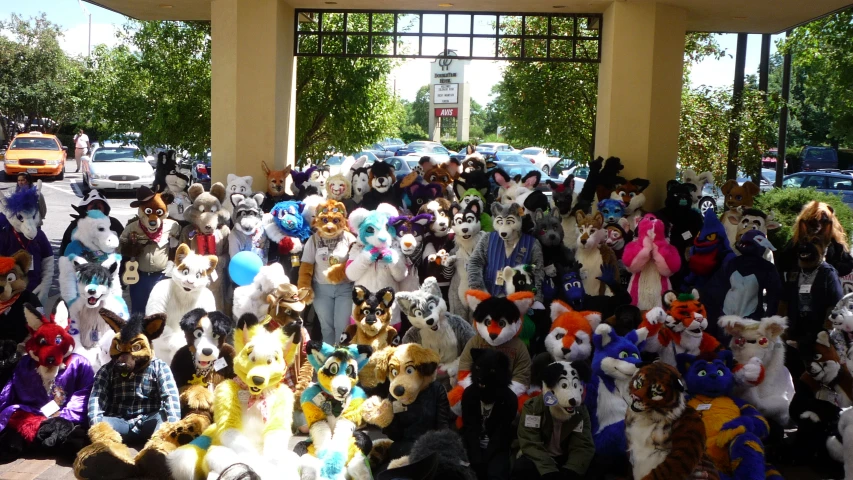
[82,173,90,191]
[56,166,64,181]
[699,197,716,215]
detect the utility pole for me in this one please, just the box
[726,33,748,180]
[88,13,92,57]
[777,30,793,187]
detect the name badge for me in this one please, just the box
[41,400,60,417]
[317,247,329,263]
[392,401,407,414]
[496,272,505,286]
[573,420,584,432]
[524,415,541,428]
[214,357,228,371]
[799,284,812,294]
[696,403,712,411]
[291,255,301,267]
[682,231,693,241]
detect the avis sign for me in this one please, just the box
[435,108,458,117]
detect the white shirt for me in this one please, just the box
[74,134,89,149]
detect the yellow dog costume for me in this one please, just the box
[167,314,303,480]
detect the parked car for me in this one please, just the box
[362,143,395,160]
[800,146,838,171]
[384,156,416,181]
[519,147,562,176]
[397,142,452,163]
[379,138,405,154]
[697,183,724,215]
[192,151,211,188]
[736,170,774,192]
[3,131,68,180]
[783,171,853,207]
[476,142,516,154]
[81,144,155,192]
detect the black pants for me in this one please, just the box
[472,451,511,480]
[511,454,568,480]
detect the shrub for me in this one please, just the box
[400,124,428,144]
[753,186,853,248]
[442,140,476,152]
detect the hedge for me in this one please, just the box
[753,186,853,248]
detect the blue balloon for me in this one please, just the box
[229,251,263,286]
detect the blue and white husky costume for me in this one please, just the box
[60,256,129,372]
[586,323,647,466]
[298,342,373,480]
[59,209,122,304]
[345,203,408,326]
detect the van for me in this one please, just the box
[800,146,838,171]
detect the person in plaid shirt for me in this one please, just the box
[86,311,181,444]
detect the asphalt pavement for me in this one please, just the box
[0,159,138,308]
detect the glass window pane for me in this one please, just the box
[298,34,319,54]
[396,35,419,55]
[322,34,343,54]
[473,37,496,57]
[349,13,369,32]
[397,14,420,33]
[322,12,344,32]
[576,39,598,60]
[423,14,446,34]
[473,15,496,35]
[447,36,470,57]
[524,38,547,58]
[373,14,394,33]
[551,16,574,36]
[526,16,548,36]
[498,37,521,58]
[448,15,471,34]
[347,34,370,55]
[422,36,445,56]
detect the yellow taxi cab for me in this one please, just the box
[3,131,67,180]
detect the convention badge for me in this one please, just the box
[322,401,334,415]
[187,229,196,240]
[523,415,541,428]
[238,389,250,404]
[123,260,140,285]
[313,392,326,407]
[682,231,693,241]
[329,256,340,266]
[495,272,505,285]
[210,270,219,283]
[543,391,558,406]
[392,401,407,414]
[40,400,60,417]
[696,403,712,411]
[799,284,812,294]
[178,202,184,214]
[317,247,329,263]
[573,420,584,432]
[28,257,34,272]
[291,255,301,267]
[214,357,228,371]
[544,264,557,278]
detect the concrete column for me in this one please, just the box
[211,0,297,186]
[594,1,687,210]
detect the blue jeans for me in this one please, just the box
[313,282,354,344]
[101,412,165,444]
[129,271,164,315]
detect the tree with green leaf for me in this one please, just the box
[0,13,84,136]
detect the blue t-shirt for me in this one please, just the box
[0,227,53,291]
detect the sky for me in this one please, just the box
[5,0,784,105]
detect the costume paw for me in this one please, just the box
[279,237,295,254]
[715,426,746,448]
[800,411,820,423]
[645,307,666,325]
[157,414,210,448]
[324,264,347,284]
[368,439,394,469]
[361,396,393,428]
[73,439,137,480]
[36,417,75,448]
[181,385,215,415]
[740,357,763,383]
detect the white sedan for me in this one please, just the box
[82,145,155,192]
[520,147,562,176]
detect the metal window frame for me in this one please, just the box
[294,10,603,63]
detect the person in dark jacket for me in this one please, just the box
[512,361,595,480]
[59,190,125,256]
[461,349,517,480]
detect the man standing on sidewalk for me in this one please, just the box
[72,128,90,173]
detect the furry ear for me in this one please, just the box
[408,344,440,378]
[500,266,515,288]
[210,183,227,204]
[160,192,175,206]
[466,289,490,312]
[252,193,266,206]
[631,178,651,191]
[761,315,788,338]
[23,303,44,332]
[550,299,573,322]
[575,210,585,224]
[143,313,168,340]
[469,201,481,216]
[11,250,31,273]
[352,344,374,370]
[592,212,604,226]
[490,202,505,218]
[571,361,591,383]
[742,181,760,198]
[188,183,205,202]
[454,180,467,200]
[179,308,207,333]
[470,348,485,363]
[718,315,746,335]
[205,255,219,277]
[175,244,191,264]
[522,170,541,188]
[675,353,696,375]
[262,161,271,176]
[721,179,738,196]
[595,323,614,347]
[542,362,565,389]
[507,291,534,315]
[422,277,442,298]
[662,290,678,308]
[396,292,415,317]
[360,346,395,387]
[377,287,395,308]
[533,208,545,223]
[99,308,127,333]
[353,285,370,305]
[492,169,510,188]
[348,208,370,232]
[690,288,701,300]
[231,193,246,208]
[53,301,70,330]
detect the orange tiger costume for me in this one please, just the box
[625,362,717,480]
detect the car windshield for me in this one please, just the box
[406,160,419,169]
[501,163,539,178]
[10,137,59,150]
[763,170,776,183]
[805,148,835,160]
[573,167,590,179]
[92,148,144,162]
[783,175,805,188]
[325,155,345,166]
[520,148,542,155]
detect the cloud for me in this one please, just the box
[389,58,505,106]
[59,22,121,57]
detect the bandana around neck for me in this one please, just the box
[233,376,274,422]
[196,233,217,255]
[0,293,22,315]
[138,219,164,243]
